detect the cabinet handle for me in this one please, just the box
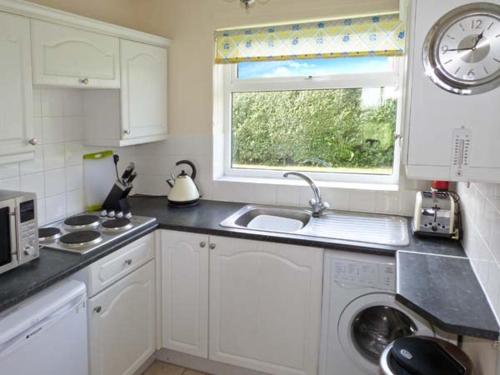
[79,78,89,85]
[94,306,102,313]
[209,243,216,250]
[123,129,130,135]
[124,259,132,266]
[28,138,38,146]
[200,241,206,248]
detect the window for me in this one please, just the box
[219,56,402,185]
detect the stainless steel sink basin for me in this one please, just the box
[220,205,409,246]
[220,205,312,234]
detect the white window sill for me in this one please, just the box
[214,175,400,192]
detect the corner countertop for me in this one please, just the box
[128,195,465,257]
[396,251,500,340]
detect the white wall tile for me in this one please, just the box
[37,198,46,226]
[65,142,85,166]
[65,116,84,142]
[44,168,66,197]
[63,90,83,117]
[0,163,20,180]
[41,88,65,117]
[0,177,20,190]
[45,194,66,222]
[20,172,45,199]
[42,117,66,144]
[66,189,84,215]
[66,165,83,191]
[43,144,66,170]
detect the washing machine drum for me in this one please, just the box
[338,293,434,373]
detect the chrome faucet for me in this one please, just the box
[283,172,330,217]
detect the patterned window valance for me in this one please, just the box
[215,13,406,64]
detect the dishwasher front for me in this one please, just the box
[0,279,88,375]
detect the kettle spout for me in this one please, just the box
[166,179,174,188]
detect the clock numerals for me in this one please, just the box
[471,19,483,30]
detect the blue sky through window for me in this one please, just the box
[237,56,392,79]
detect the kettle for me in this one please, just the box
[166,160,200,206]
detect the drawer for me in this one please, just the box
[86,233,154,296]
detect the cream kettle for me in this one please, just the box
[166,160,200,206]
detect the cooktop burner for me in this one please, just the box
[64,215,100,230]
[101,218,133,232]
[59,230,103,248]
[38,227,62,242]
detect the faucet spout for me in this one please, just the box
[283,172,330,217]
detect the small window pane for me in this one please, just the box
[237,57,393,80]
[231,88,397,175]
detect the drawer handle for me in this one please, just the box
[79,78,89,85]
[124,259,133,266]
[94,306,102,313]
[209,243,216,250]
[200,241,206,248]
[28,138,39,146]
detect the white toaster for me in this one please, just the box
[412,191,459,239]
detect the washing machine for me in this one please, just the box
[319,250,451,375]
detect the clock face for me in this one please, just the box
[424,3,500,95]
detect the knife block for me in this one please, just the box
[102,182,132,213]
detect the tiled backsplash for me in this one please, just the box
[458,182,500,375]
[134,135,426,216]
[0,88,135,225]
[458,182,500,318]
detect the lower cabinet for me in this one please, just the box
[88,260,156,375]
[161,230,324,375]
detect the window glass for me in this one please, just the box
[237,57,393,80]
[231,87,397,175]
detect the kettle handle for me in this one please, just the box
[175,160,197,180]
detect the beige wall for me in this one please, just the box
[136,0,399,135]
[26,0,144,30]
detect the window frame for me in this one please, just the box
[220,58,404,186]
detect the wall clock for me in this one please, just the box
[423,2,500,95]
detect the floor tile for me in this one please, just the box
[143,361,185,375]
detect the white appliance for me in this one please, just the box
[0,190,39,275]
[0,279,88,375]
[319,250,443,375]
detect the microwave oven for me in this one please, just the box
[0,190,39,275]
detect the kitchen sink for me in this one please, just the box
[220,205,312,233]
[220,205,410,246]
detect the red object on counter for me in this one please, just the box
[432,180,450,191]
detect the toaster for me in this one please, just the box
[413,191,459,239]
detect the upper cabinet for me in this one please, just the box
[0,12,35,165]
[31,20,120,89]
[404,0,500,182]
[120,40,168,142]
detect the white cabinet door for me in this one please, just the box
[120,39,167,142]
[89,261,156,375]
[161,230,209,358]
[0,12,35,164]
[31,20,120,88]
[209,236,324,375]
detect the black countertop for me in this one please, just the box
[396,251,500,340]
[129,196,465,257]
[0,223,157,314]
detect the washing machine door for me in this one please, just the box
[338,292,434,374]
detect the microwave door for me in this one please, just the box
[0,201,17,273]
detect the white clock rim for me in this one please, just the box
[422,2,500,95]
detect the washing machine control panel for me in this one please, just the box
[333,259,395,291]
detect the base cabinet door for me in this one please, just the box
[0,12,35,164]
[209,236,324,375]
[161,230,209,358]
[89,261,156,375]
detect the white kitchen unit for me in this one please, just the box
[0,280,88,375]
[83,41,168,147]
[404,0,500,182]
[161,230,323,375]
[73,233,156,375]
[0,12,35,164]
[161,230,209,358]
[31,20,120,88]
[209,236,323,375]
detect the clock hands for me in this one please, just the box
[473,31,485,49]
[446,31,487,53]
